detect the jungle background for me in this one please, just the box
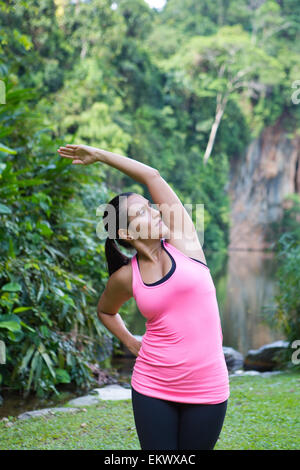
[0,0,299,401]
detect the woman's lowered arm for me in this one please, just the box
[97,268,142,358]
[98,312,141,358]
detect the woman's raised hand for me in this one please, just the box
[57,144,100,165]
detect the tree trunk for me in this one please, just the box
[203,95,227,165]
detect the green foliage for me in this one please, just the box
[262,196,300,370]
[268,231,300,371]
[0,69,111,399]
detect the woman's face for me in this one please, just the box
[125,194,169,240]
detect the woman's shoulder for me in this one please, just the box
[164,235,207,265]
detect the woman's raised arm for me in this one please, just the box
[57,144,158,185]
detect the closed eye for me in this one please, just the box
[139,200,151,215]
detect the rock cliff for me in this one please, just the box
[228,119,300,250]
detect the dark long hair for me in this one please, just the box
[102,192,136,276]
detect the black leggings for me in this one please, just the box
[131,386,227,450]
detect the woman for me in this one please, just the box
[57,143,230,450]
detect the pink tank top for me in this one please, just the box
[130,238,230,404]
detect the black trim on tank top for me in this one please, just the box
[189,257,208,267]
[136,238,176,286]
[163,239,208,268]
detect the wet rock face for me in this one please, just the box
[228,120,300,251]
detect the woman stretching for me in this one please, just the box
[58,144,230,450]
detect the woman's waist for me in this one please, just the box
[133,355,229,385]
[140,331,224,360]
[136,344,226,370]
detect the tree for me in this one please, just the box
[162,25,286,164]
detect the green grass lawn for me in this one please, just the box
[0,371,299,450]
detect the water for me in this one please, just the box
[219,250,283,355]
[0,386,82,419]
